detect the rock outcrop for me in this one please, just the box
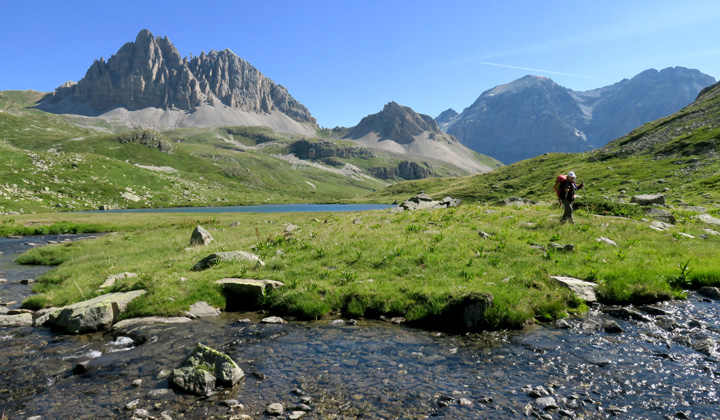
[189,225,214,246]
[215,278,285,311]
[39,29,316,130]
[394,193,461,212]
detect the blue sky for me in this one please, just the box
[2,0,719,128]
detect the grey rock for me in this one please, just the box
[112,316,192,332]
[190,225,214,246]
[169,343,244,396]
[603,320,624,333]
[215,278,284,310]
[132,409,151,419]
[535,396,557,409]
[548,243,575,252]
[478,230,492,239]
[148,388,170,398]
[261,316,286,324]
[645,207,676,224]
[285,224,300,232]
[550,276,598,302]
[699,286,720,300]
[185,301,221,319]
[649,221,673,231]
[45,290,146,334]
[603,307,653,322]
[288,412,306,420]
[696,214,720,225]
[631,194,666,205]
[266,403,285,416]
[192,251,265,270]
[596,236,618,246]
[0,313,33,327]
[692,337,716,356]
[99,272,138,289]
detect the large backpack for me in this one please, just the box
[554,174,567,198]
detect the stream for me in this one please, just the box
[1,236,719,419]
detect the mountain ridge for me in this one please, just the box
[440,67,716,164]
[37,29,316,134]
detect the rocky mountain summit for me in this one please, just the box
[440,67,716,164]
[343,102,501,174]
[38,29,315,133]
[346,101,456,145]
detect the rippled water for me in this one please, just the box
[1,236,719,419]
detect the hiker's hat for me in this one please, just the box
[567,171,576,178]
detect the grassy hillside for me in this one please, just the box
[0,91,500,214]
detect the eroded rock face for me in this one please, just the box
[43,29,315,125]
[44,290,146,334]
[169,343,244,396]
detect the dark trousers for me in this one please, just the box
[561,199,574,222]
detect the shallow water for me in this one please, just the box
[1,236,719,419]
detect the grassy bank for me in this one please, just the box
[10,202,720,331]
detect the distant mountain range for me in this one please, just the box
[438,68,716,164]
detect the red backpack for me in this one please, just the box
[554,175,567,198]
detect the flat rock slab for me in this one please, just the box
[192,251,265,271]
[696,214,720,225]
[216,278,285,311]
[0,313,33,327]
[112,316,192,332]
[631,194,665,205]
[45,290,146,334]
[550,276,598,302]
[185,301,221,318]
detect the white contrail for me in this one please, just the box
[478,62,592,79]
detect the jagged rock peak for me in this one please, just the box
[345,101,456,145]
[44,29,316,125]
[435,108,458,125]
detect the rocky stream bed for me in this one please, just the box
[1,235,719,420]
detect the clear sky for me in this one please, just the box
[2,0,719,128]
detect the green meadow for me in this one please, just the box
[9,200,720,331]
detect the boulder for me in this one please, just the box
[99,272,138,290]
[645,207,676,224]
[215,278,285,311]
[44,290,146,334]
[266,403,285,416]
[190,225,214,246]
[631,194,665,205]
[261,316,286,324]
[550,276,598,302]
[696,214,720,225]
[169,343,244,396]
[0,313,33,327]
[192,251,265,271]
[699,286,720,300]
[185,301,221,318]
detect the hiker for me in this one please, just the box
[556,171,584,223]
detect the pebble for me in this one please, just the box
[125,399,140,410]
